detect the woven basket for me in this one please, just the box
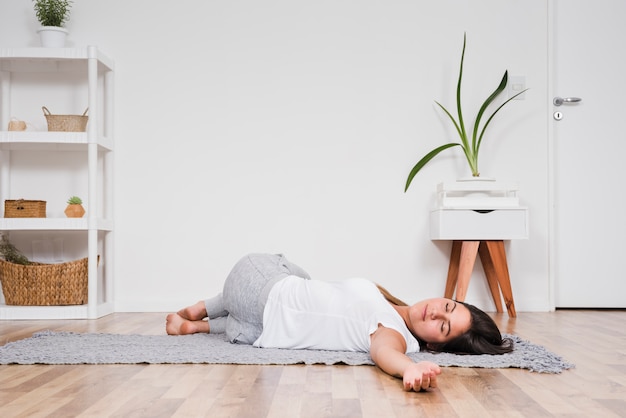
[0,257,89,305]
[4,199,46,218]
[42,106,89,132]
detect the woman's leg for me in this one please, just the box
[165,253,310,338]
[208,316,226,334]
[204,293,229,318]
[165,312,210,335]
[222,253,309,344]
[207,296,228,318]
[175,294,228,321]
[165,309,226,335]
[167,293,227,335]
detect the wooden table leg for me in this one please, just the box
[444,240,480,302]
[478,241,505,313]
[479,240,517,317]
[444,241,462,299]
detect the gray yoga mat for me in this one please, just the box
[0,331,573,373]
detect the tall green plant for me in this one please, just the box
[33,0,72,27]
[405,33,528,192]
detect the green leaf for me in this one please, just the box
[405,143,461,192]
[472,71,509,155]
[456,33,468,150]
[435,101,463,139]
[476,87,529,152]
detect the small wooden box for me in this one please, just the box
[4,199,47,218]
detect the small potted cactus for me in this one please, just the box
[64,196,85,218]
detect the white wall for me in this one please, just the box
[0,0,550,312]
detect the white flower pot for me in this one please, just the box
[37,26,68,47]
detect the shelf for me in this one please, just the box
[0,47,115,73]
[437,180,520,193]
[0,46,114,320]
[436,180,521,209]
[0,131,114,151]
[0,217,113,231]
[0,301,114,320]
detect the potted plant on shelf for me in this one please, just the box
[404,33,528,192]
[33,0,73,47]
[64,196,85,218]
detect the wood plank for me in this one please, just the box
[0,310,625,417]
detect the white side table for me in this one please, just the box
[429,182,529,317]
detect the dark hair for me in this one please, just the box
[375,285,513,355]
[427,301,514,355]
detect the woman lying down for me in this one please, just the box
[166,253,513,392]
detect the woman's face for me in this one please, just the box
[407,298,472,344]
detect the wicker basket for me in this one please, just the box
[42,106,89,132]
[4,199,46,218]
[0,257,89,305]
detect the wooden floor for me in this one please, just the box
[1,310,625,418]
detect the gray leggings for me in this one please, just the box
[204,253,310,344]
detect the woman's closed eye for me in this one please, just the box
[442,301,456,336]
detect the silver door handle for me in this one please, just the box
[553,96,582,106]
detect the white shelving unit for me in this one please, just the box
[0,47,114,319]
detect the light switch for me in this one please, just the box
[508,75,526,100]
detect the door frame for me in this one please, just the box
[547,0,557,311]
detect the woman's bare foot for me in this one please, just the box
[166,312,210,335]
[177,301,207,321]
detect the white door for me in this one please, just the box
[552,0,626,307]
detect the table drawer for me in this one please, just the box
[430,208,529,240]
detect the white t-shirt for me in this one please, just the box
[253,276,421,353]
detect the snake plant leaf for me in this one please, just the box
[405,143,461,192]
[456,33,468,148]
[435,101,463,139]
[472,71,509,154]
[476,86,529,152]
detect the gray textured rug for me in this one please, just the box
[0,331,573,373]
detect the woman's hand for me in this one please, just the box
[370,326,443,392]
[402,361,441,392]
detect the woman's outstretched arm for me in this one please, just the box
[370,325,441,392]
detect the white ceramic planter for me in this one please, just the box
[37,26,68,47]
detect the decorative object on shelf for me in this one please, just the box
[0,257,89,305]
[0,234,31,265]
[8,118,27,131]
[33,0,73,47]
[43,106,88,132]
[404,33,529,192]
[4,199,47,218]
[64,196,85,218]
